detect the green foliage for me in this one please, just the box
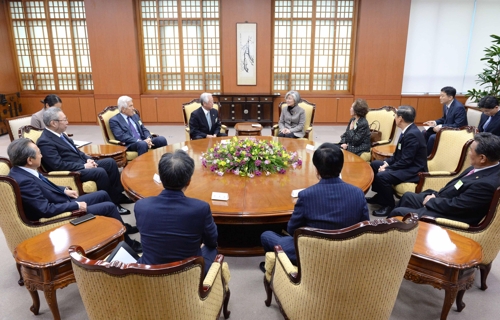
[467,34,500,102]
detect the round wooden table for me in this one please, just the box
[371,144,396,161]
[121,137,373,255]
[234,122,262,136]
[80,144,127,168]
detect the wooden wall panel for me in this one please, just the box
[79,97,95,123]
[84,0,141,96]
[95,99,118,118]
[336,98,355,123]
[309,97,339,123]
[20,97,44,115]
[415,97,441,123]
[0,3,19,93]
[140,98,157,122]
[62,97,82,123]
[220,0,272,93]
[353,0,411,96]
[364,99,401,109]
[156,97,187,123]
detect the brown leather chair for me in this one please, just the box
[69,245,231,320]
[271,99,316,141]
[182,99,228,141]
[263,214,419,319]
[421,187,500,291]
[0,175,85,285]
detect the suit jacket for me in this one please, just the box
[135,189,218,265]
[424,165,500,224]
[479,112,500,137]
[109,113,152,146]
[339,116,371,155]
[37,129,90,172]
[8,166,78,220]
[435,99,467,127]
[386,123,428,181]
[278,105,306,138]
[30,109,46,129]
[287,177,369,236]
[189,107,222,139]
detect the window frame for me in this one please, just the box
[5,0,93,93]
[271,0,359,94]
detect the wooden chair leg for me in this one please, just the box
[264,276,272,307]
[456,289,466,312]
[223,288,231,319]
[16,263,24,286]
[479,263,492,291]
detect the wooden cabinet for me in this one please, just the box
[213,94,280,127]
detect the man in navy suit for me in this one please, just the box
[109,96,167,156]
[368,105,428,217]
[36,107,131,214]
[478,96,500,137]
[260,143,369,268]
[422,86,467,155]
[134,150,218,275]
[7,138,142,252]
[390,132,500,225]
[189,92,227,140]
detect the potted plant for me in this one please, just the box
[467,34,500,105]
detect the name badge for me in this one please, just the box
[138,120,143,125]
[398,143,401,150]
[454,180,464,190]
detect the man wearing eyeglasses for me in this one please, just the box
[478,96,500,137]
[37,107,132,215]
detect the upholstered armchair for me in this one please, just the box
[393,126,476,197]
[365,106,397,147]
[271,99,316,141]
[19,126,97,195]
[98,106,141,162]
[0,157,11,175]
[0,175,85,285]
[466,106,483,128]
[421,187,500,291]
[4,114,32,141]
[182,99,228,141]
[263,214,419,319]
[69,245,231,320]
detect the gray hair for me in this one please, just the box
[285,90,301,105]
[396,105,416,123]
[158,150,195,190]
[200,92,212,104]
[7,138,37,167]
[43,107,63,127]
[117,96,133,112]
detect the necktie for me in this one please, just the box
[60,134,77,152]
[465,169,476,177]
[206,112,212,131]
[483,116,492,130]
[39,173,66,196]
[127,117,141,139]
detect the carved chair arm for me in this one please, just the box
[274,245,298,280]
[371,139,392,147]
[36,209,86,225]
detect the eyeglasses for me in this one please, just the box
[54,118,68,122]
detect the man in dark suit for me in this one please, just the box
[109,96,167,156]
[422,86,467,155]
[368,105,428,217]
[7,138,142,252]
[390,132,500,225]
[260,143,369,268]
[478,96,500,137]
[189,92,227,140]
[134,150,218,275]
[36,107,131,214]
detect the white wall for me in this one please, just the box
[402,0,500,94]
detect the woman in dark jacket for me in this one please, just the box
[339,99,371,155]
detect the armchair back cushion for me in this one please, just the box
[5,114,32,141]
[365,106,397,144]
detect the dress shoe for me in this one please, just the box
[119,194,134,204]
[117,205,131,215]
[124,223,139,235]
[366,195,380,205]
[259,261,266,273]
[372,206,393,217]
[129,240,142,254]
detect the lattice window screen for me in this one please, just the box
[140,0,221,91]
[273,0,356,92]
[8,0,93,91]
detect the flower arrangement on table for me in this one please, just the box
[201,137,302,177]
